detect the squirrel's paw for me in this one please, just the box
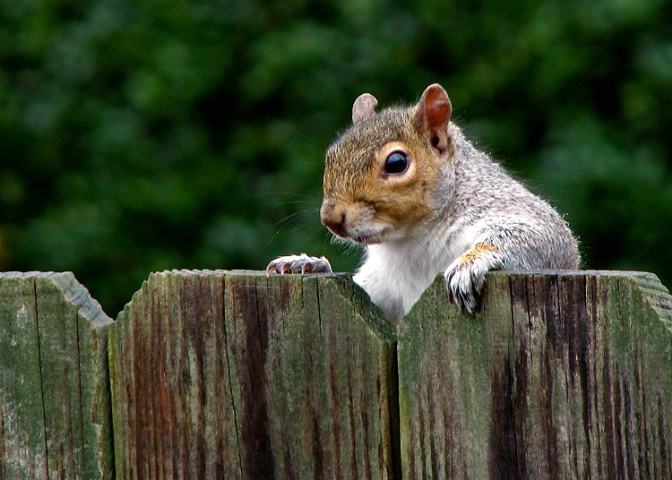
[266,254,333,275]
[444,243,500,315]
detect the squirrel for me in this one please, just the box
[267,84,580,323]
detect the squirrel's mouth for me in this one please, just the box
[348,226,391,245]
[325,220,390,245]
[326,228,382,245]
[350,234,382,245]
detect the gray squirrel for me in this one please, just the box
[267,84,580,323]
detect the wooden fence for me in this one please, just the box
[1,270,671,479]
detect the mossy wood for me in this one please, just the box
[0,272,114,479]
[399,270,672,479]
[1,270,671,479]
[109,270,398,479]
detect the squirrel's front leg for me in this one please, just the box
[266,253,332,275]
[444,242,504,315]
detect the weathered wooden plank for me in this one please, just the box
[2,268,667,478]
[398,271,511,479]
[398,270,672,480]
[0,272,114,479]
[109,270,398,479]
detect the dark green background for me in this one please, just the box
[2,0,671,315]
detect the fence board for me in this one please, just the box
[2,269,671,479]
[0,272,114,479]
[398,270,672,480]
[109,270,398,479]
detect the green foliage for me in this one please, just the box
[1,0,671,314]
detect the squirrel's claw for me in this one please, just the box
[444,242,502,314]
[445,262,484,315]
[266,254,333,275]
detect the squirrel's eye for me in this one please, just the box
[384,151,409,174]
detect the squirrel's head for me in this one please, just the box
[321,83,453,244]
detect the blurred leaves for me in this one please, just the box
[1,0,671,314]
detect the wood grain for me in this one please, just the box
[398,270,672,480]
[109,270,398,479]
[0,272,114,479]
[3,269,670,479]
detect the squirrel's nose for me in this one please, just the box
[320,202,348,238]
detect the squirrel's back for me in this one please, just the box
[438,123,579,269]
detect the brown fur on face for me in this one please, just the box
[321,107,450,240]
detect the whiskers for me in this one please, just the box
[259,191,364,258]
[258,191,322,245]
[327,233,364,255]
[272,208,319,232]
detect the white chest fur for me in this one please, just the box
[353,223,476,322]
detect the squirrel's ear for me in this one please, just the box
[352,93,378,124]
[413,84,452,154]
